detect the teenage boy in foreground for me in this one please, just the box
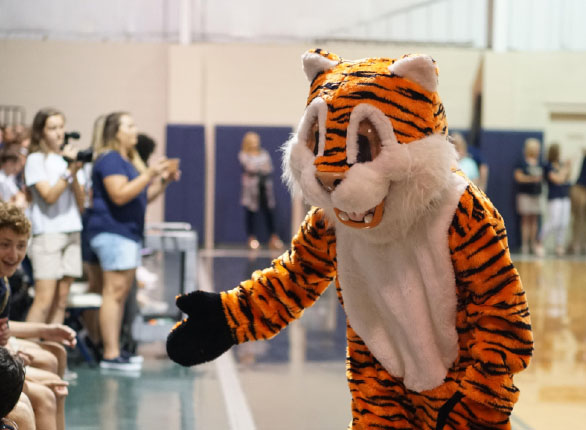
[0,202,72,430]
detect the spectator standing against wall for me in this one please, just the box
[238,131,283,250]
[24,108,85,324]
[535,143,572,257]
[514,138,544,255]
[85,112,178,371]
[569,148,586,254]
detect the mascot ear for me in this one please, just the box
[302,49,341,82]
[388,54,438,92]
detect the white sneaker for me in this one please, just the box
[100,356,142,371]
[121,350,144,364]
[136,266,159,290]
[534,244,545,258]
[137,291,169,314]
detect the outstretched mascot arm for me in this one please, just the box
[167,289,235,366]
[448,186,533,423]
[222,207,337,344]
[167,207,337,367]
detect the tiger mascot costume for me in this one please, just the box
[167,49,533,429]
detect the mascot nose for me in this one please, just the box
[315,171,346,193]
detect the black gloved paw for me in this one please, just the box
[167,290,235,366]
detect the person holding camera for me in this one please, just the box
[24,108,85,325]
[86,112,179,371]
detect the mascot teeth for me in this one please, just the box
[334,202,384,228]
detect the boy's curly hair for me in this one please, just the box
[0,202,31,236]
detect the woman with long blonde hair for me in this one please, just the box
[514,138,544,254]
[239,131,283,250]
[85,112,179,371]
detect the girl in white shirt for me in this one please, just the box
[24,108,85,324]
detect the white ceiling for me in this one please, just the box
[0,0,585,51]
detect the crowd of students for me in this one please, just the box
[0,107,180,429]
[513,137,586,256]
[452,133,586,257]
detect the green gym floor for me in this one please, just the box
[63,249,585,429]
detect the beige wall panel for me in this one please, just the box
[167,45,205,123]
[199,43,308,128]
[193,42,481,130]
[483,52,586,129]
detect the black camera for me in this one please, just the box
[61,131,93,163]
[75,148,93,163]
[63,131,80,146]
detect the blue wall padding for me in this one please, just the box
[480,130,543,251]
[214,126,293,246]
[164,124,205,245]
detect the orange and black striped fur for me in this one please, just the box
[169,50,532,429]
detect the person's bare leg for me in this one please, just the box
[26,279,58,323]
[100,269,135,360]
[82,263,103,344]
[55,394,65,430]
[38,341,67,378]
[25,366,68,430]
[520,215,530,253]
[529,214,539,251]
[6,393,36,430]
[578,189,586,252]
[22,381,57,430]
[48,276,74,324]
[10,339,59,375]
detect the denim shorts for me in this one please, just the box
[89,232,141,271]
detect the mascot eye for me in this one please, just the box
[356,119,381,163]
[306,121,320,156]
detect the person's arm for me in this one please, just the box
[103,172,154,206]
[33,176,71,205]
[147,168,181,203]
[30,146,82,205]
[9,191,28,209]
[478,163,489,192]
[260,151,274,175]
[8,321,76,347]
[147,177,167,203]
[513,167,540,183]
[10,321,77,346]
[71,164,85,213]
[103,158,168,206]
[0,317,9,346]
[547,162,571,185]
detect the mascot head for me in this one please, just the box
[284,49,457,241]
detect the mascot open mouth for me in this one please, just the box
[333,200,385,229]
